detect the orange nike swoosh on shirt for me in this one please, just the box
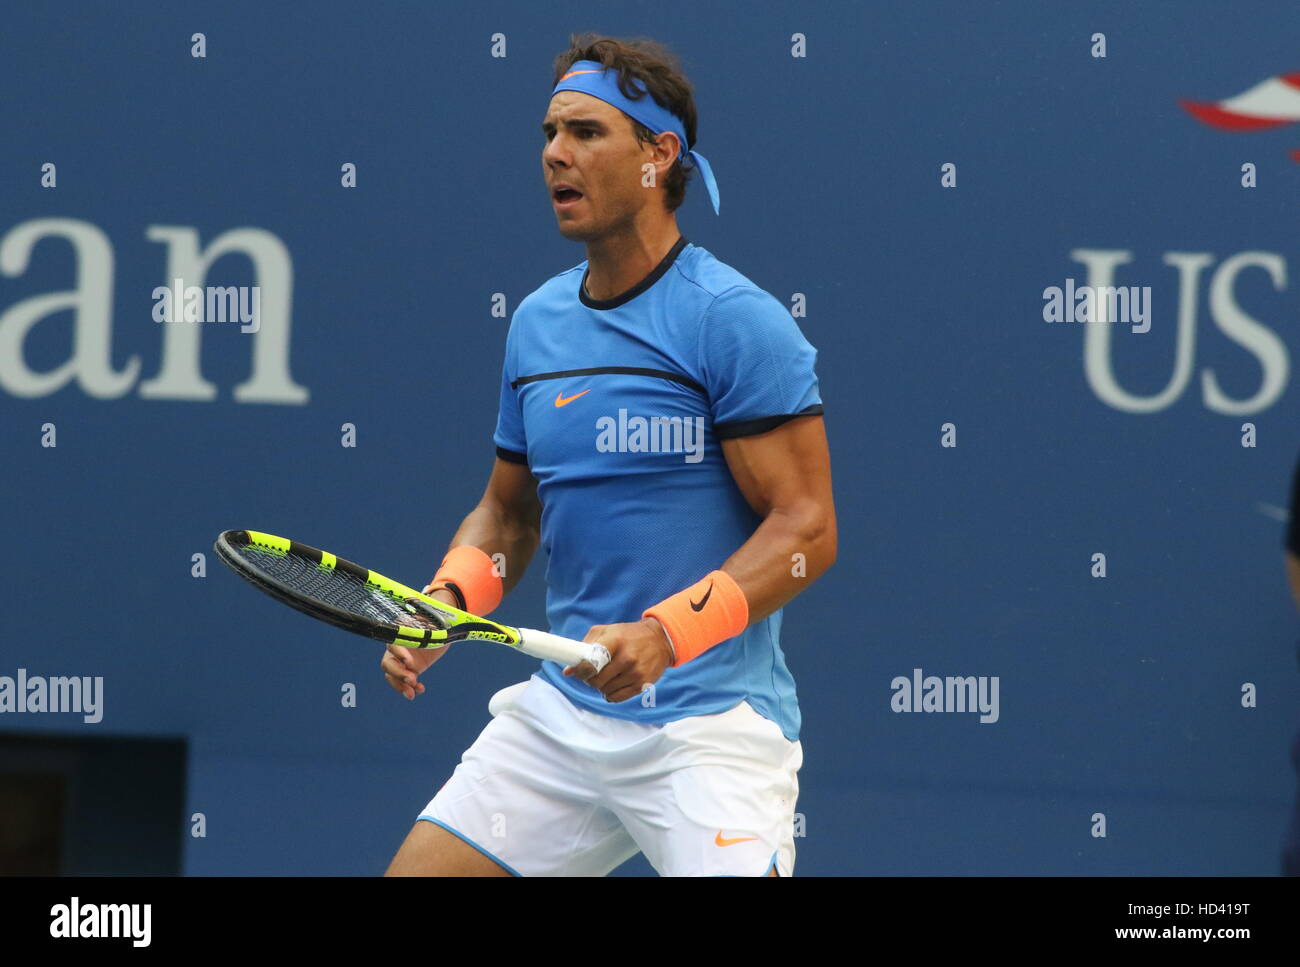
[554,389,591,407]
[715,832,759,847]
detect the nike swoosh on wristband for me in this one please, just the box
[715,832,759,847]
[554,389,591,407]
[690,581,713,612]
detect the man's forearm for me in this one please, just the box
[443,500,540,598]
[1287,552,1300,612]
[720,499,837,625]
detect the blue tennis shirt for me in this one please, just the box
[494,236,822,741]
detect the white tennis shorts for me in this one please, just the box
[418,674,803,876]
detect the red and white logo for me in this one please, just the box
[1180,72,1300,160]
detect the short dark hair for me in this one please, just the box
[552,33,697,212]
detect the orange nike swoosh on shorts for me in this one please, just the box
[554,389,591,407]
[715,832,759,847]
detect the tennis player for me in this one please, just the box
[382,34,836,877]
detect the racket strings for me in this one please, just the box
[233,547,442,631]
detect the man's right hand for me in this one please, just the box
[380,586,458,700]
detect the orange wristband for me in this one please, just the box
[430,545,503,617]
[642,570,749,667]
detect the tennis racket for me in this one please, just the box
[214,529,610,671]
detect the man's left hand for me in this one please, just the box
[564,617,674,703]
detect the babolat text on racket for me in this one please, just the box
[214,529,609,671]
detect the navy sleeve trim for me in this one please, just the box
[496,446,528,465]
[713,404,825,440]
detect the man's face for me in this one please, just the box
[542,91,655,240]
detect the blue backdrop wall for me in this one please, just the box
[2,0,1298,875]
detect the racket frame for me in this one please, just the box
[214,529,609,670]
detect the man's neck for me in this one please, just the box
[583,217,682,302]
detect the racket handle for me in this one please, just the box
[516,628,610,673]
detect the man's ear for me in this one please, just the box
[653,130,682,168]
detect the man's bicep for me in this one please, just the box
[720,415,834,520]
[481,456,541,527]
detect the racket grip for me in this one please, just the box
[516,628,610,673]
